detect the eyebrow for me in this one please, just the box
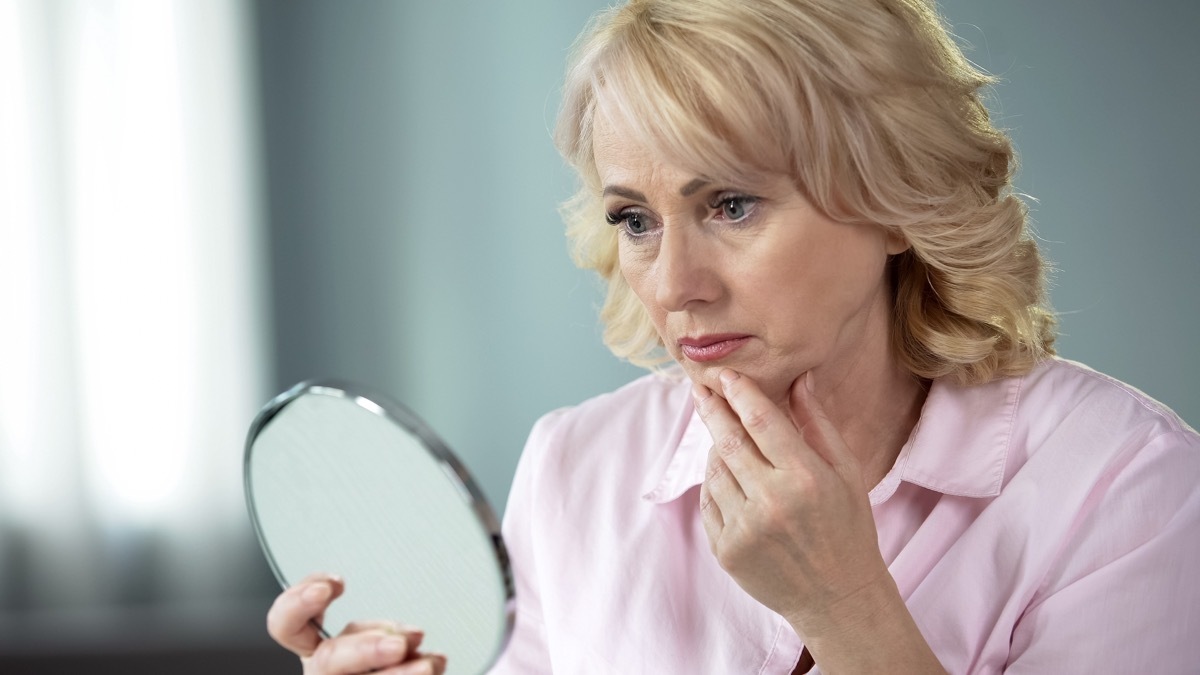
[601,185,647,202]
[601,178,711,202]
[679,178,709,197]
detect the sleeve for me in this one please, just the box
[1005,430,1200,673]
[485,411,566,674]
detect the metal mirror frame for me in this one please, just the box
[243,379,516,650]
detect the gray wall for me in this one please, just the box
[944,0,1200,431]
[255,0,644,513]
[254,0,1200,516]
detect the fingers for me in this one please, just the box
[268,574,345,657]
[373,654,448,675]
[694,382,755,540]
[306,627,429,675]
[711,369,821,472]
[698,448,726,545]
[267,575,439,675]
[693,379,772,484]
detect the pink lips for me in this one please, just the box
[678,334,751,362]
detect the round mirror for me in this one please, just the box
[244,381,514,674]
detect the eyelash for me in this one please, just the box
[604,194,760,241]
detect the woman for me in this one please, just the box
[267,0,1200,672]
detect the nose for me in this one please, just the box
[654,224,721,312]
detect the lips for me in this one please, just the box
[678,334,751,363]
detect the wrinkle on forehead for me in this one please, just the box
[592,102,709,199]
[590,91,783,199]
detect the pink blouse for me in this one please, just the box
[488,358,1200,673]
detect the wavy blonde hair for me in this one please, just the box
[555,0,1055,385]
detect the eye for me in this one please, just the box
[714,195,757,223]
[625,212,649,234]
[605,209,655,238]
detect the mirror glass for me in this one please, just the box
[244,381,513,674]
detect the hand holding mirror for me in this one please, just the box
[244,381,514,674]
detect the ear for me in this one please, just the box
[884,229,910,255]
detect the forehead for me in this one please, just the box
[590,97,715,196]
[590,101,653,175]
[587,83,787,197]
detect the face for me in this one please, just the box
[591,105,908,405]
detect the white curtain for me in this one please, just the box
[0,0,268,612]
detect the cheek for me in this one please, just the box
[617,246,656,305]
[617,250,673,346]
[738,228,889,337]
[797,225,888,290]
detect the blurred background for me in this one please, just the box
[0,0,1196,672]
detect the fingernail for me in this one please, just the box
[302,582,330,603]
[691,382,710,403]
[719,369,739,387]
[400,660,436,675]
[379,636,408,656]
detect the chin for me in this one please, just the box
[678,362,721,392]
[680,360,794,405]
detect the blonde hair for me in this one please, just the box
[555,0,1056,385]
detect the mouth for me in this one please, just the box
[677,334,752,363]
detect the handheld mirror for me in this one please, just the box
[244,381,514,674]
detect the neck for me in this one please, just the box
[819,362,927,489]
[802,302,928,490]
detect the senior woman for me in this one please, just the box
[266,0,1200,673]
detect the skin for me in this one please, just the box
[266,573,447,675]
[593,102,946,673]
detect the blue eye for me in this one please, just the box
[626,213,648,234]
[723,200,745,220]
[717,196,756,222]
[605,210,653,237]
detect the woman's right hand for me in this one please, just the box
[266,573,446,675]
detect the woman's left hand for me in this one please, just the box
[693,368,893,642]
